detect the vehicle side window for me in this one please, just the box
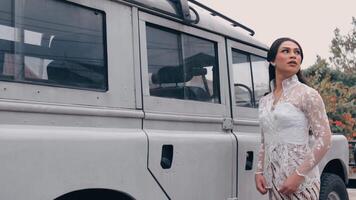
[0,0,107,90]
[146,24,220,103]
[232,50,269,108]
[232,51,254,107]
[250,55,269,106]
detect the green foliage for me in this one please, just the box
[304,56,356,87]
[303,17,356,139]
[329,17,356,73]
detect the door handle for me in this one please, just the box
[161,144,173,169]
[245,151,253,170]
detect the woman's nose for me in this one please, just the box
[289,52,297,58]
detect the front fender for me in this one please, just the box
[318,134,349,183]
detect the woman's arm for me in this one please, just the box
[255,128,268,194]
[256,97,266,174]
[255,98,267,194]
[256,129,265,174]
[255,98,268,195]
[296,88,332,176]
[279,88,332,195]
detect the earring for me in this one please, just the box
[271,63,275,67]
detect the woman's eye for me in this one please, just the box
[282,49,289,53]
[295,50,301,55]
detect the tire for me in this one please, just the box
[319,173,348,200]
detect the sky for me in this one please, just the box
[198,0,356,68]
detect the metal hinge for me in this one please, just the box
[222,118,233,131]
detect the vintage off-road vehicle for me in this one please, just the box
[0,0,349,199]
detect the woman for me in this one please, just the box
[255,37,331,199]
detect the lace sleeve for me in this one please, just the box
[297,88,331,176]
[256,97,266,174]
[256,128,265,174]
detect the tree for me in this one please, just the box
[329,17,356,73]
[303,17,356,139]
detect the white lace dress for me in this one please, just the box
[256,75,331,200]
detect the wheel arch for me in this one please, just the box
[54,188,135,200]
[321,158,349,184]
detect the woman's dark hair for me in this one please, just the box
[267,37,308,85]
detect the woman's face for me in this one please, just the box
[272,41,302,76]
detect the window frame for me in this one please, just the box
[227,39,269,122]
[139,11,230,119]
[231,49,255,108]
[0,0,137,109]
[0,0,108,91]
[145,22,220,104]
[250,54,271,107]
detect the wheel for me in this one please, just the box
[54,189,135,200]
[319,173,348,200]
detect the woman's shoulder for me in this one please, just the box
[297,83,323,103]
[259,92,272,106]
[295,82,320,96]
[262,92,272,100]
[291,82,319,96]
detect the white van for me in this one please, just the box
[0,0,349,199]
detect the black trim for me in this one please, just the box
[102,10,109,92]
[248,53,256,107]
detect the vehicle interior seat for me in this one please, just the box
[150,66,211,101]
[46,35,104,89]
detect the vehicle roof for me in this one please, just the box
[127,0,269,51]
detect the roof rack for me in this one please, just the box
[117,0,255,36]
[185,0,255,36]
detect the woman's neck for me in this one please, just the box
[274,73,293,92]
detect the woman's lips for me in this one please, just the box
[287,61,298,66]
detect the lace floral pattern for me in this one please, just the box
[256,74,331,193]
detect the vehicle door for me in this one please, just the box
[226,39,270,200]
[0,0,166,199]
[139,12,237,200]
